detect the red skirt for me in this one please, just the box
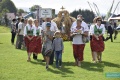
[91,36,105,52]
[33,36,42,54]
[24,36,36,53]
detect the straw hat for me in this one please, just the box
[95,16,102,22]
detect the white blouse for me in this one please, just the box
[72,26,89,44]
[24,24,36,36]
[71,21,89,32]
[34,26,42,35]
[90,24,106,35]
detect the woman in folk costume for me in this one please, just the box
[24,17,36,62]
[90,16,105,63]
[70,18,89,66]
[33,19,42,59]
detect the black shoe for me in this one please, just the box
[46,66,48,70]
[114,36,116,40]
[42,60,45,62]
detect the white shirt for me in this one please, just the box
[90,24,105,35]
[71,21,89,44]
[71,21,89,32]
[72,26,89,44]
[89,24,95,35]
[18,22,25,35]
[42,21,58,32]
[24,24,36,36]
[34,26,42,35]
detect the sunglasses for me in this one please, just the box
[97,20,102,21]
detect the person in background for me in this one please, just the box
[42,17,58,64]
[24,18,36,62]
[90,16,105,63]
[33,19,42,60]
[15,18,21,48]
[113,22,118,40]
[22,19,28,49]
[105,20,114,42]
[17,18,25,49]
[11,19,16,45]
[42,22,54,70]
[71,18,89,66]
[53,31,64,68]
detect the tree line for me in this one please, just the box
[70,9,95,23]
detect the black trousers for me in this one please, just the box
[106,33,113,42]
[11,32,16,44]
[18,35,23,49]
[114,30,118,39]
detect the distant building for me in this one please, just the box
[6,13,15,20]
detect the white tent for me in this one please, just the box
[109,16,120,20]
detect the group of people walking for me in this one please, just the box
[10,14,118,70]
[11,17,64,69]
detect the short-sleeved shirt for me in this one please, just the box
[18,22,25,35]
[42,30,54,43]
[24,24,36,36]
[72,26,89,44]
[11,22,16,32]
[71,21,89,32]
[90,24,105,35]
[42,21,58,32]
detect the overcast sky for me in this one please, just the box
[11,0,120,15]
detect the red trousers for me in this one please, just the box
[73,44,85,61]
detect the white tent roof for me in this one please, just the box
[109,16,120,20]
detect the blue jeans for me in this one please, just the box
[55,50,62,67]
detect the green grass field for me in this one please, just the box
[0,26,120,80]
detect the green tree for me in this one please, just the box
[2,8,9,26]
[70,9,95,23]
[30,5,39,12]
[17,8,25,16]
[0,0,17,13]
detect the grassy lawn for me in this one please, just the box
[0,26,120,80]
[0,26,11,33]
